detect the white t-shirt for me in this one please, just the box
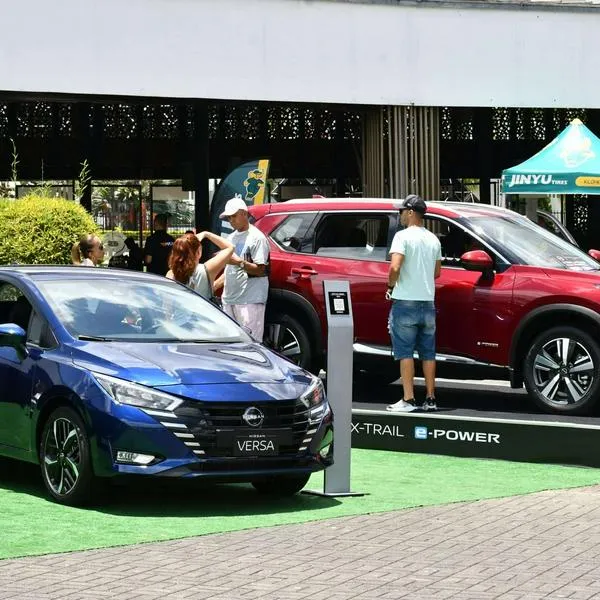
[222,224,270,305]
[389,226,441,301]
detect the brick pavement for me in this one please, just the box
[2,485,600,599]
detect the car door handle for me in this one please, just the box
[291,267,318,279]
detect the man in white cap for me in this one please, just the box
[214,196,270,341]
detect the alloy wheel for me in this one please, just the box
[265,323,302,363]
[532,337,595,405]
[43,417,82,497]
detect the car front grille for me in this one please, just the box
[162,398,314,457]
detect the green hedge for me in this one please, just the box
[0,196,99,265]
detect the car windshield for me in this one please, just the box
[466,213,599,271]
[37,278,250,343]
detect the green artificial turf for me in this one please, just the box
[2,449,600,560]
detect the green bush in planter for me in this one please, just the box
[0,196,99,265]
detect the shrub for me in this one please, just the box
[0,196,99,265]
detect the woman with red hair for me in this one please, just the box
[167,231,233,299]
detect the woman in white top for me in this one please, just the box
[166,231,233,299]
[71,234,105,266]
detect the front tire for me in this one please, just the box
[264,312,314,372]
[523,326,600,415]
[39,406,96,505]
[251,473,311,496]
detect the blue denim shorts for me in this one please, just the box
[388,300,436,360]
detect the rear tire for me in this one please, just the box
[251,473,311,496]
[264,312,314,372]
[523,326,600,415]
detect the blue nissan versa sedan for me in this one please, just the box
[0,266,333,505]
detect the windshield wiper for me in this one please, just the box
[182,338,240,343]
[78,335,114,342]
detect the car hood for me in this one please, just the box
[71,341,313,388]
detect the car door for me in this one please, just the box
[0,282,37,451]
[427,216,516,362]
[273,210,396,346]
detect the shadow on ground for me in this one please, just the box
[0,457,339,517]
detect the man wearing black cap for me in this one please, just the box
[386,194,442,413]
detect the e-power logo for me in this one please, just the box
[414,426,500,444]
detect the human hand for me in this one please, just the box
[385,287,393,301]
[196,231,207,242]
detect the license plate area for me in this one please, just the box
[217,428,292,457]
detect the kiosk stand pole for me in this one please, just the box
[304,280,364,498]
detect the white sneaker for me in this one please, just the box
[386,399,417,412]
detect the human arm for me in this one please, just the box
[386,232,405,295]
[196,230,233,251]
[225,252,267,277]
[387,253,405,289]
[205,247,234,281]
[213,273,225,291]
[143,238,153,266]
[240,236,269,277]
[434,240,442,279]
[197,231,235,281]
[242,261,267,277]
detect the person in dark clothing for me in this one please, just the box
[144,214,175,276]
[124,237,144,271]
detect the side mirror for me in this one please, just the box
[461,250,494,273]
[588,249,600,262]
[0,323,28,359]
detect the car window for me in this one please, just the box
[537,213,562,236]
[536,212,577,246]
[28,312,57,348]
[0,283,33,333]
[312,213,391,261]
[425,217,487,268]
[270,213,316,252]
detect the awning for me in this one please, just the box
[502,118,600,195]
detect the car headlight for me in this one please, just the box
[300,376,326,408]
[299,377,331,425]
[93,373,183,412]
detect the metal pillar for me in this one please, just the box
[362,106,440,200]
[193,101,210,233]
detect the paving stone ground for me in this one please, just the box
[3,485,600,599]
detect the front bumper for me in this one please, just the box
[89,396,333,480]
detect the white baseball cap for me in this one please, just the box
[219,196,249,219]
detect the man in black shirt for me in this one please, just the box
[144,214,175,276]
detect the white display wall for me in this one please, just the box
[2,0,600,108]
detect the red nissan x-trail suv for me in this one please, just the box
[250,199,600,415]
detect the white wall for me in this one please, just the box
[2,0,600,107]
